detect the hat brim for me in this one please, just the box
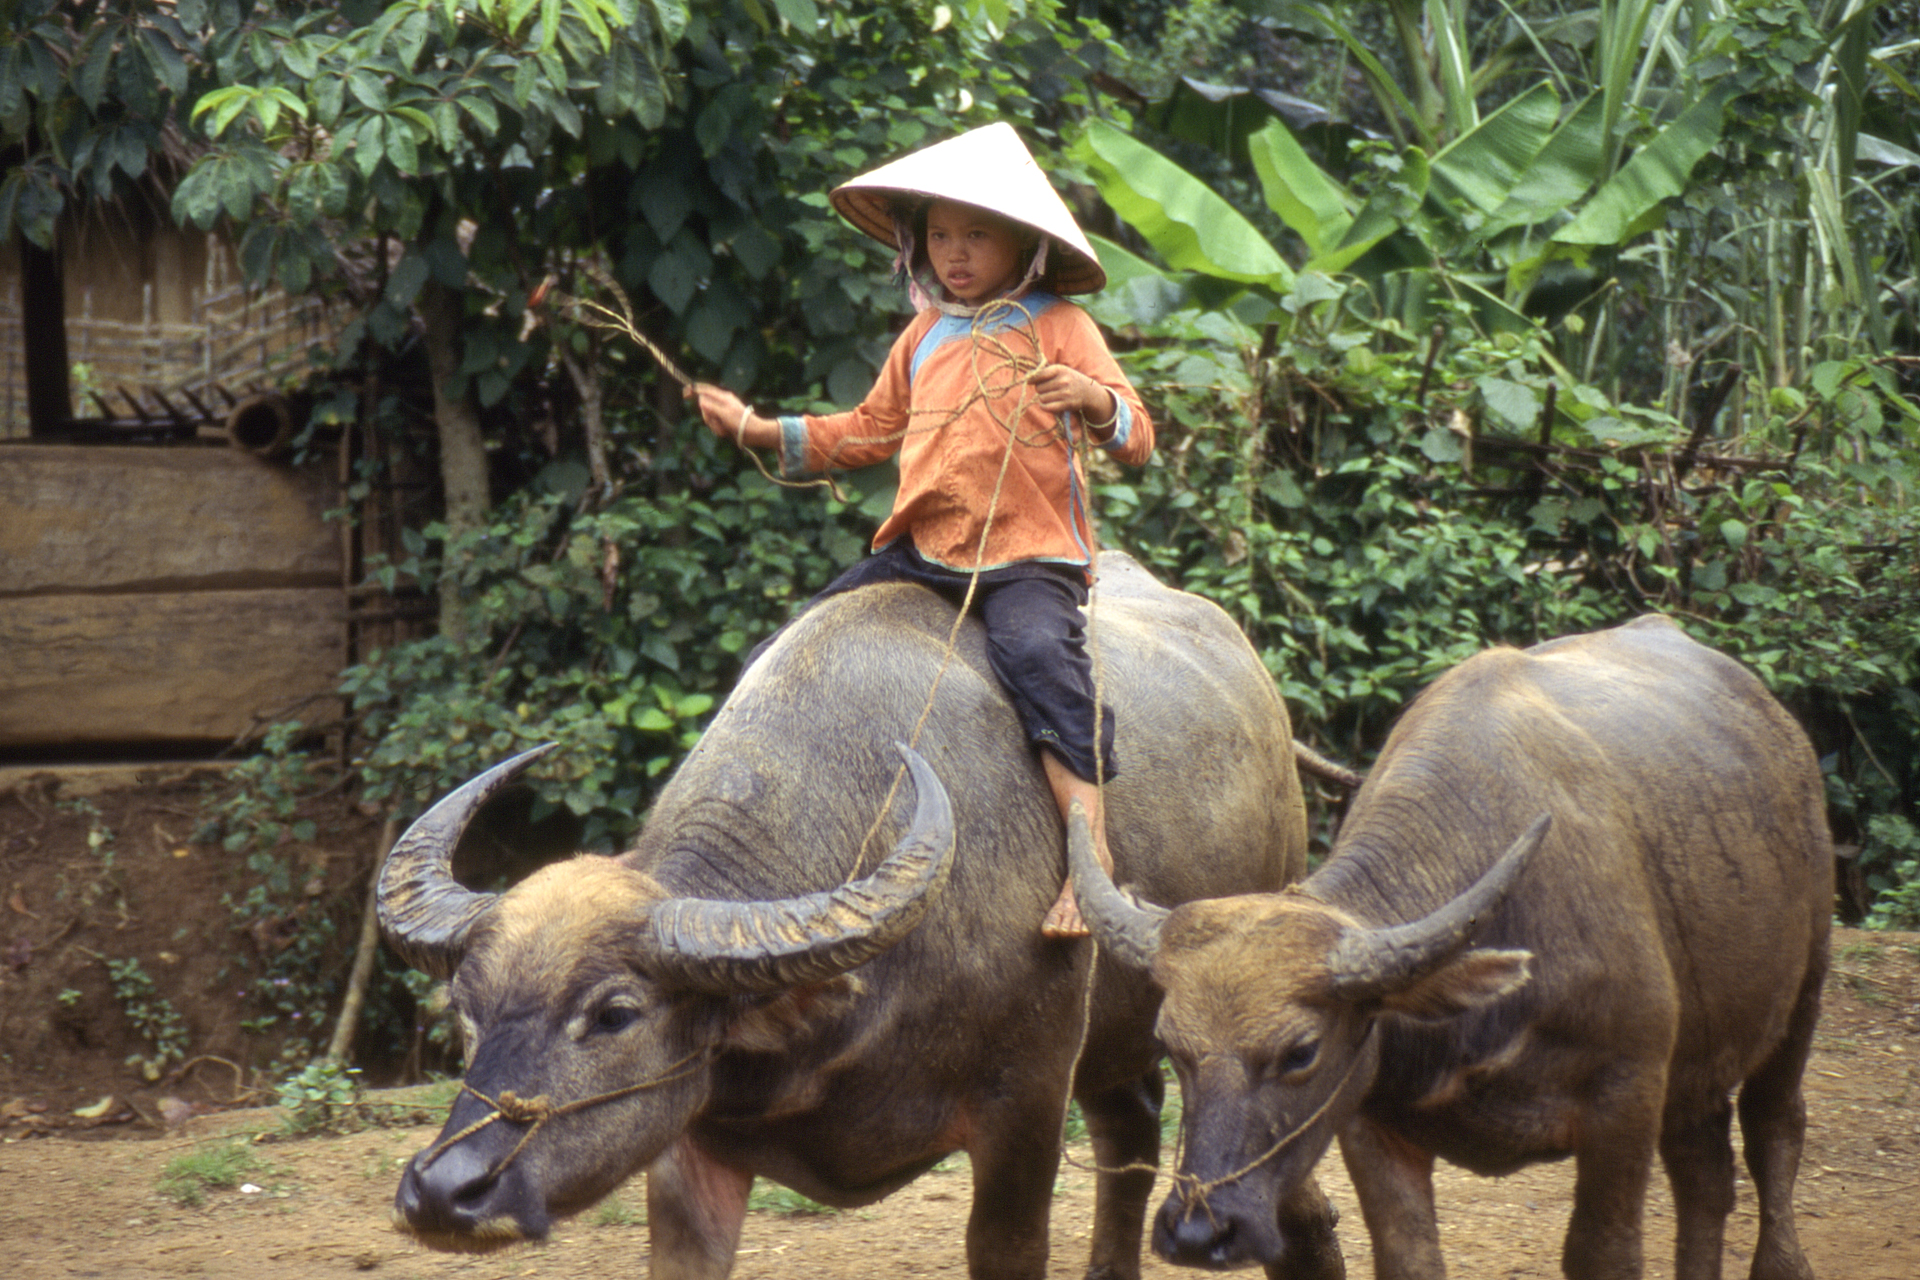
[827,124,1107,295]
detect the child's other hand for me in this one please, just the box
[1028,364,1118,430]
[687,382,747,438]
[688,383,782,449]
[691,379,741,435]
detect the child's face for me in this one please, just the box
[924,201,1029,304]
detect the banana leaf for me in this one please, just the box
[1552,81,1736,247]
[1072,119,1294,289]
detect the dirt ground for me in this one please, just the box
[1,771,1916,1278]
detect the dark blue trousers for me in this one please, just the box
[750,540,1118,783]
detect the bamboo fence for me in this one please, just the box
[0,252,340,438]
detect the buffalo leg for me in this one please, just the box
[1339,1116,1443,1280]
[1562,1070,1663,1280]
[645,1136,753,1280]
[1735,967,1820,1280]
[1078,1067,1163,1280]
[1659,1095,1735,1280]
[966,1089,1073,1280]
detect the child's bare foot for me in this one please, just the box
[1039,754,1107,939]
[1042,885,1089,938]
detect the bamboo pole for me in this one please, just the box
[325,817,398,1065]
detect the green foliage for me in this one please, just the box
[1862,815,1920,931]
[1077,1,1919,905]
[193,729,384,1067]
[748,1181,837,1218]
[0,1,203,247]
[202,721,322,854]
[157,1140,264,1208]
[344,448,888,839]
[276,1058,365,1135]
[106,957,190,1082]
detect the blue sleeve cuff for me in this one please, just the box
[778,415,812,478]
[1097,397,1135,452]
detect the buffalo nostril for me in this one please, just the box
[403,1144,500,1232]
[1154,1201,1241,1266]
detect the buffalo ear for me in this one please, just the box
[1373,947,1532,1022]
[720,975,865,1053]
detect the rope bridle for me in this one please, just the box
[1061,1023,1376,1225]
[416,1044,713,1180]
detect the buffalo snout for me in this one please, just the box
[395,1142,548,1247]
[1154,1195,1267,1269]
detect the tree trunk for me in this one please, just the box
[417,279,490,643]
[559,346,611,495]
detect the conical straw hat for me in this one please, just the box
[830,122,1106,295]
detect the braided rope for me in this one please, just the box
[417,1045,713,1179]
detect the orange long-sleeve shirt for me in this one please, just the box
[776,295,1153,575]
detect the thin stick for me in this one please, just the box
[325,817,398,1064]
[539,264,695,389]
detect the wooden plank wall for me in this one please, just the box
[0,444,344,752]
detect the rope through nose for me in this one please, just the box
[1162,1024,1376,1221]
[416,1044,712,1180]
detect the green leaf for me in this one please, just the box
[1481,93,1607,240]
[349,68,390,112]
[353,116,385,178]
[138,26,190,98]
[457,93,500,136]
[1553,83,1736,247]
[193,85,247,129]
[75,26,116,112]
[772,0,819,27]
[1072,120,1292,288]
[394,8,432,70]
[648,242,701,315]
[386,252,430,307]
[282,37,319,83]
[1478,376,1543,434]
[1083,232,1197,327]
[0,46,24,121]
[1429,83,1561,219]
[1246,120,1350,259]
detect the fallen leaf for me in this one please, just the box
[72,1095,116,1119]
[6,886,32,917]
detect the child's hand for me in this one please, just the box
[687,383,748,439]
[1028,364,1119,432]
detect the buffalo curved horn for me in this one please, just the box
[375,743,560,980]
[641,744,957,995]
[1327,811,1551,1000]
[1068,798,1170,970]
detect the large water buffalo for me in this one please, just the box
[1073,614,1832,1280]
[375,551,1344,1280]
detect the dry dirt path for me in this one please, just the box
[2,932,1915,1280]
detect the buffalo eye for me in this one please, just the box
[591,1003,641,1035]
[1257,1040,1319,1081]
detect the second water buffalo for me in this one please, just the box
[1075,614,1831,1280]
